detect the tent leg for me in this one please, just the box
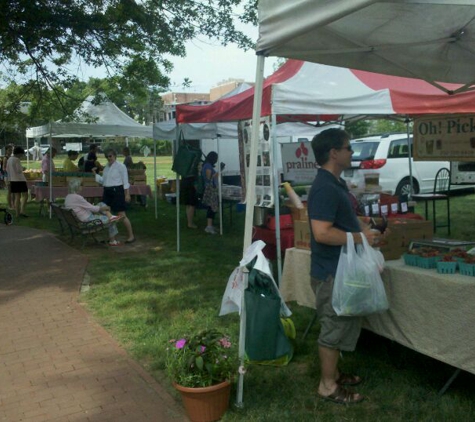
[243,54,266,253]
[236,269,248,408]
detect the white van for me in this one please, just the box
[342,133,449,196]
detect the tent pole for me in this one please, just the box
[217,136,223,235]
[26,137,29,168]
[175,124,180,252]
[237,53,266,409]
[48,122,53,219]
[243,54,265,252]
[271,113,283,285]
[405,117,414,199]
[153,131,158,219]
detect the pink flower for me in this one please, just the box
[200,346,206,353]
[176,339,187,349]
[219,338,231,348]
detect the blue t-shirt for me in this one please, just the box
[201,162,216,187]
[308,168,360,280]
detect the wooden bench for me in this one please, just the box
[50,203,111,248]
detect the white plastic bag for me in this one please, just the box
[332,233,389,316]
[360,234,385,273]
[219,267,244,316]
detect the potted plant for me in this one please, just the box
[166,328,237,422]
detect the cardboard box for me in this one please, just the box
[285,201,308,221]
[160,182,170,200]
[379,218,433,260]
[293,219,312,250]
[51,176,67,187]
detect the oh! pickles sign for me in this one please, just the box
[414,114,475,161]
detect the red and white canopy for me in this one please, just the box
[177,60,475,124]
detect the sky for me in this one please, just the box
[166,37,279,94]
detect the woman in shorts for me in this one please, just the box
[6,146,29,218]
[92,149,135,245]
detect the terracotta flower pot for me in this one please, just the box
[173,380,231,422]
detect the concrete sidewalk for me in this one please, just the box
[0,225,186,422]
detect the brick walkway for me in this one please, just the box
[0,225,187,422]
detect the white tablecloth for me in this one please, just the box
[281,247,475,375]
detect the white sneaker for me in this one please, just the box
[204,226,217,235]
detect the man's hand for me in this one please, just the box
[362,226,381,246]
[125,192,131,203]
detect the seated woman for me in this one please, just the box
[64,178,123,246]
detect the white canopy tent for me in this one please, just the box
[257,0,475,94]
[25,96,153,218]
[231,0,475,407]
[26,95,153,139]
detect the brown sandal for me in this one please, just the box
[336,372,362,386]
[318,385,365,405]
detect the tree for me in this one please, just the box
[0,0,256,122]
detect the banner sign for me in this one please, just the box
[281,141,318,184]
[414,114,475,161]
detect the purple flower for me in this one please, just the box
[176,339,187,349]
[200,346,206,353]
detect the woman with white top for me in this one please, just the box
[92,149,135,245]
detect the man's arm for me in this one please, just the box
[311,219,378,246]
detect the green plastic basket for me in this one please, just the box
[459,262,475,277]
[403,253,418,266]
[437,261,457,274]
[418,255,440,269]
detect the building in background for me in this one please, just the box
[159,79,253,121]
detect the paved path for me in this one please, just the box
[0,225,187,422]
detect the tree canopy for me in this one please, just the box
[0,0,256,132]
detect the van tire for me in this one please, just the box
[395,177,419,196]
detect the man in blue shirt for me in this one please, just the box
[308,128,379,404]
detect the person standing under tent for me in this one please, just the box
[30,142,42,161]
[63,150,79,172]
[308,128,380,404]
[122,146,147,207]
[41,147,57,182]
[6,146,29,218]
[1,145,14,208]
[79,144,103,172]
[122,146,133,168]
[201,151,224,235]
[92,149,135,245]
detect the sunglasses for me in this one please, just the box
[338,145,353,152]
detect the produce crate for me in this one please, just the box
[417,255,440,269]
[436,261,457,274]
[379,218,433,260]
[51,176,67,187]
[459,262,475,277]
[285,201,308,221]
[293,220,311,250]
[403,253,418,266]
[128,169,146,176]
[23,171,42,180]
[81,178,100,187]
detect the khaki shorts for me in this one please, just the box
[311,276,362,352]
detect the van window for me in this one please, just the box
[388,139,413,158]
[350,141,379,161]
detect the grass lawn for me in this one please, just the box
[2,180,475,421]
